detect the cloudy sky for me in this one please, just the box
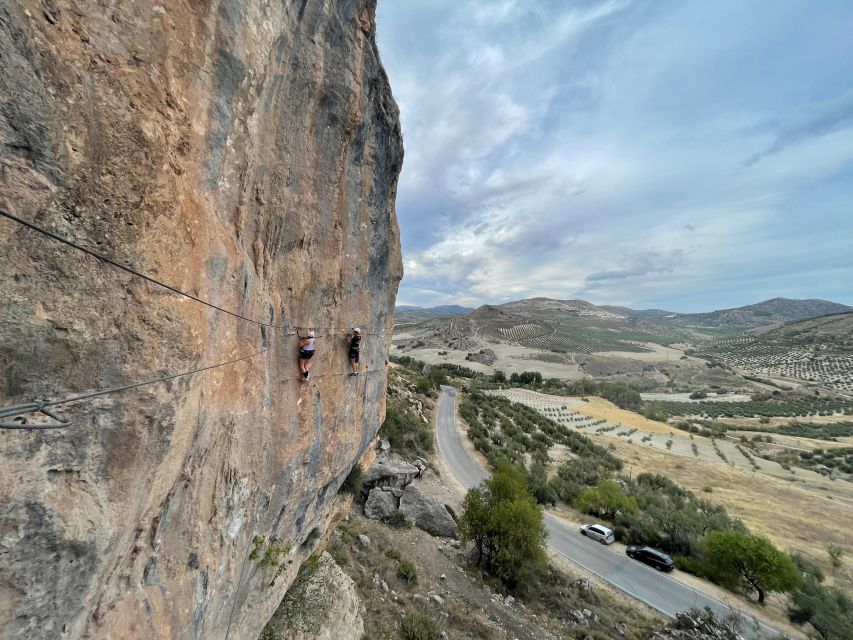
[375,0,853,312]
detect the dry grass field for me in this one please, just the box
[595,435,853,594]
[567,395,692,435]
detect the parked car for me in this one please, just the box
[579,524,615,545]
[625,546,674,572]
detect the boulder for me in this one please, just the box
[364,488,398,521]
[363,458,420,490]
[398,485,458,539]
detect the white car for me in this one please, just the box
[579,523,615,545]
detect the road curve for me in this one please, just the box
[435,387,781,639]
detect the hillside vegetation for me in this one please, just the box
[457,388,852,636]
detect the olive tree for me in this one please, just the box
[459,463,548,590]
[705,531,801,604]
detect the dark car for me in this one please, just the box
[626,546,674,572]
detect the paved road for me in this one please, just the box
[435,387,781,639]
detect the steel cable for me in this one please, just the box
[0,347,270,429]
[0,209,388,337]
[0,208,390,429]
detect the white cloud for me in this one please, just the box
[377,1,853,311]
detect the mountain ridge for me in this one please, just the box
[394,304,473,322]
[451,296,852,329]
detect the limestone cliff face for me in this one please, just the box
[0,1,402,639]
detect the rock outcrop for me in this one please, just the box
[362,456,458,539]
[362,457,420,489]
[0,1,402,639]
[398,484,458,539]
[364,487,398,520]
[261,552,364,640]
[650,609,745,640]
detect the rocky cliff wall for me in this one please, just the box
[0,1,402,638]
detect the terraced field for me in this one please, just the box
[486,389,841,483]
[650,397,853,419]
[494,390,853,476]
[497,323,553,342]
[486,388,611,430]
[497,323,653,353]
[695,320,853,393]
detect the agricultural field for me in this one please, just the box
[761,445,853,477]
[497,323,553,342]
[712,420,853,442]
[491,388,853,483]
[459,391,616,471]
[693,314,853,393]
[597,435,853,595]
[648,397,853,419]
[499,323,653,354]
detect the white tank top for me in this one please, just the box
[303,337,315,352]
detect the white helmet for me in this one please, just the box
[352,327,361,333]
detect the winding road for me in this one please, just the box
[435,387,783,639]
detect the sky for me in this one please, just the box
[375,0,853,312]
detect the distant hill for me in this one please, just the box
[485,297,619,316]
[393,296,851,351]
[394,304,473,323]
[659,298,852,329]
[426,297,708,353]
[752,310,853,341]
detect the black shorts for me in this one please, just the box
[299,349,315,360]
[349,349,360,362]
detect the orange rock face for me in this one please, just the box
[0,1,402,638]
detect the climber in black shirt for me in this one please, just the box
[348,328,361,375]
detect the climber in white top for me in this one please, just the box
[298,330,316,380]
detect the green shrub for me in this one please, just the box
[789,576,853,640]
[258,626,279,640]
[429,368,448,388]
[641,402,668,422]
[828,545,844,570]
[380,403,434,458]
[416,377,433,395]
[329,539,349,567]
[792,552,824,583]
[400,614,441,640]
[575,480,638,519]
[510,371,543,385]
[385,548,401,561]
[386,510,410,528]
[397,559,418,584]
